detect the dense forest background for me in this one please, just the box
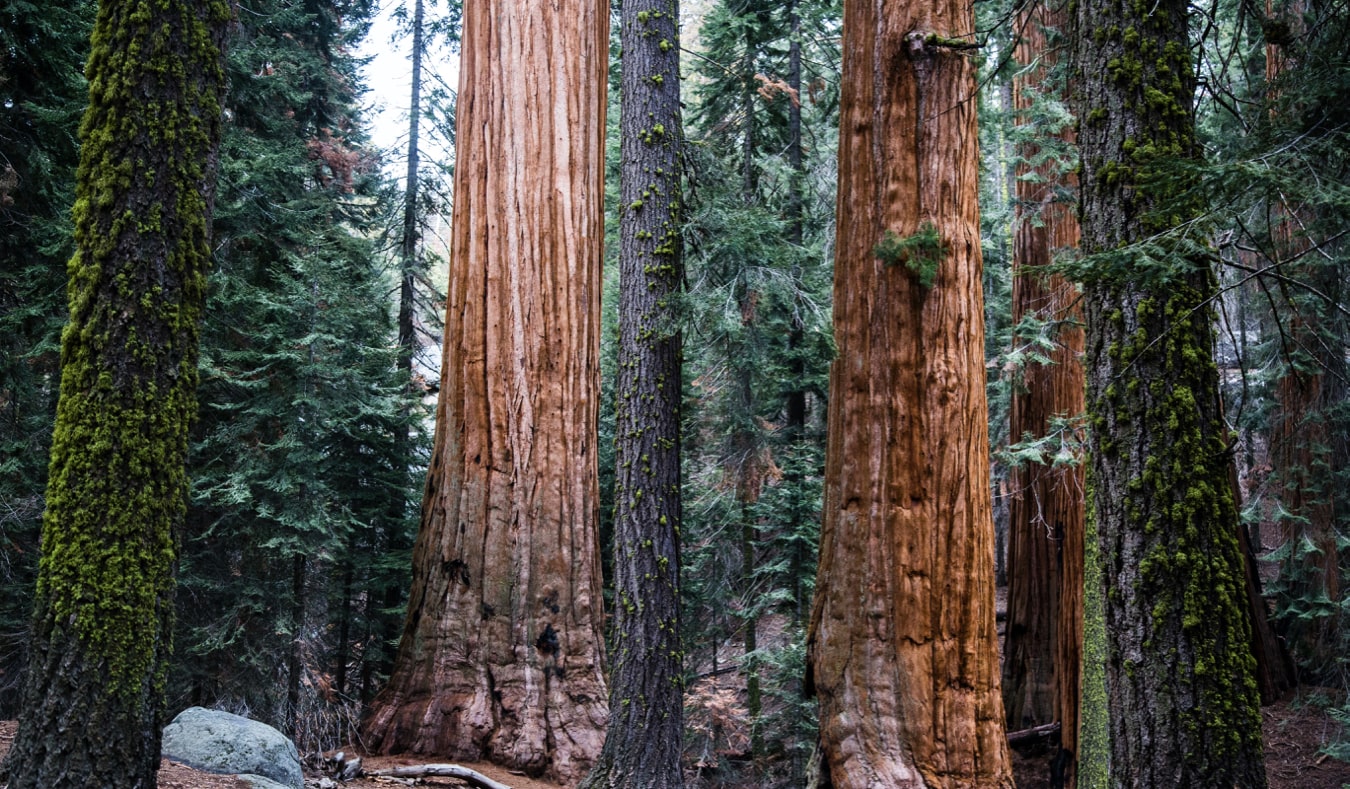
[1,0,1349,785]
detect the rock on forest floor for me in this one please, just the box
[5,704,1350,788]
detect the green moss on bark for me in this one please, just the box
[1074,0,1268,778]
[3,0,230,786]
[1079,485,1109,789]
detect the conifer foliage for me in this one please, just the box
[1000,0,1085,769]
[0,0,430,748]
[1198,0,1350,748]
[175,0,425,743]
[0,0,93,716]
[7,0,1350,783]
[678,0,839,779]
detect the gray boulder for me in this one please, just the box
[162,706,304,789]
[238,776,294,789]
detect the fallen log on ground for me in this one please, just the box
[364,763,514,789]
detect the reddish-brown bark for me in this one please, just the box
[1264,0,1345,676]
[805,0,1014,784]
[1000,3,1085,785]
[361,0,610,781]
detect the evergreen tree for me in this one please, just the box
[677,0,838,779]
[999,0,1086,765]
[805,0,1015,782]
[173,0,420,744]
[1197,0,1350,720]
[0,0,231,784]
[364,0,460,704]
[0,0,94,715]
[580,0,685,783]
[1243,0,1349,683]
[1071,0,1269,777]
[362,0,612,778]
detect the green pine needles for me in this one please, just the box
[874,221,949,289]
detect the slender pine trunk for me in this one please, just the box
[579,0,685,784]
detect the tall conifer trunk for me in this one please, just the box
[1,0,230,785]
[361,0,610,780]
[784,0,811,631]
[736,32,763,751]
[805,0,1014,783]
[396,0,425,380]
[578,0,684,783]
[1264,0,1346,675]
[1000,3,1085,780]
[375,0,427,692]
[1072,0,1268,781]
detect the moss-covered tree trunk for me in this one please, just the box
[804,0,1014,783]
[1072,0,1268,781]
[1000,2,1085,783]
[577,0,684,784]
[360,0,611,780]
[0,0,230,785]
[1077,504,1110,789]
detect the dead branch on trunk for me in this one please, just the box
[1006,721,1061,747]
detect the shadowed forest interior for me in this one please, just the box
[2,0,1350,786]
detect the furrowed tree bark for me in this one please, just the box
[361,0,610,780]
[1072,0,1269,781]
[1000,3,1085,785]
[805,0,1014,783]
[577,0,684,784]
[0,0,231,785]
[1264,0,1345,677]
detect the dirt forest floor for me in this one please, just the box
[1009,695,1350,789]
[5,708,1350,789]
[0,721,557,789]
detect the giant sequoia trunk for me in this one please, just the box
[1073,0,1268,782]
[1000,0,1086,780]
[805,0,1014,784]
[0,0,230,785]
[361,0,610,780]
[1264,0,1347,676]
[578,0,684,785]
[1269,257,1347,676]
